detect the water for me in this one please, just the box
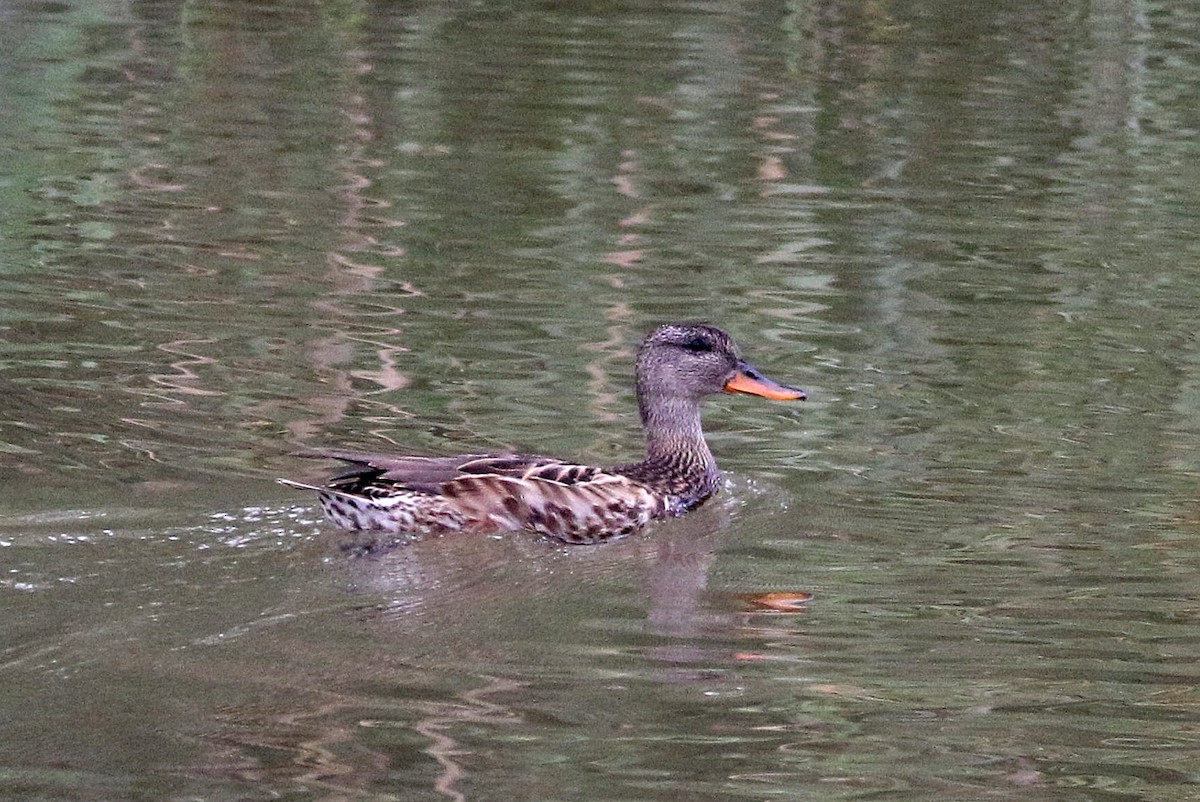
[3,0,1200,799]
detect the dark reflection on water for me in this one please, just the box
[4,0,1200,799]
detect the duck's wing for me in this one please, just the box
[294,450,519,492]
[441,462,659,543]
[294,450,599,492]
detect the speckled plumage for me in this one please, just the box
[279,323,805,545]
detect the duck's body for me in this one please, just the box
[281,452,674,544]
[280,323,805,545]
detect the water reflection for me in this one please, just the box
[234,496,819,800]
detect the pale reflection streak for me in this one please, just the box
[751,93,803,187]
[412,676,525,802]
[579,313,634,428]
[752,96,799,183]
[139,336,224,404]
[601,150,651,271]
[279,698,390,799]
[194,673,523,801]
[579,150,650,431]
[200,696,388,800]
[350,343,411,395]
[290,49,416,441]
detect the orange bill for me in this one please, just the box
[739,591,815,612]
[724,361,807,401]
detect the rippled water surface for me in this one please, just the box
[3,1,1200,800]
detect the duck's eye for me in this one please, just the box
[681,337,713,354]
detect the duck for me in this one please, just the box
[279,323,806,545]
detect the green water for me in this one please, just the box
[3,0,1200,799]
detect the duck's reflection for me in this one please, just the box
[345,482,810,666]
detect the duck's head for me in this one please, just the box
[634,324,806,420]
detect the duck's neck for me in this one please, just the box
[634,393,720,500]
